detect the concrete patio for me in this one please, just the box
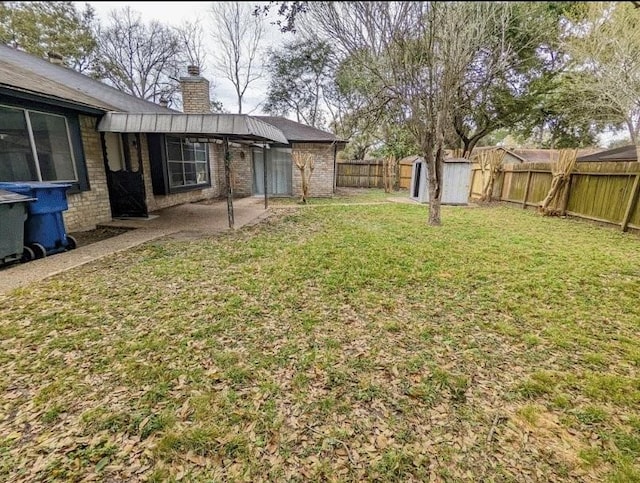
[0,197,269,295]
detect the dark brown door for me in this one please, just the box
[102,133,148,218]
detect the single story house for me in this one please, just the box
[576,144,637,162]
[471,147,603,164]
[0,45,345,232]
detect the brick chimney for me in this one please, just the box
[180,65,210,114]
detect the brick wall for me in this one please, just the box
[62,115,113,232]
[211,143,253,198]
[230,145,253,197]
[292,143,336,197]
[180,76,210,114]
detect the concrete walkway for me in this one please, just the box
[0,197,268,295]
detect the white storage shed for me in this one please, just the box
[410,157,472,205]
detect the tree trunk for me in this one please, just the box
[424,144,442,226]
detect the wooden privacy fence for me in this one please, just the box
[336,160,384,188]
[470,161,640,232]
[336,160,413,189]
[399,163,412,189]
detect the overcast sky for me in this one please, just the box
[81,1,288,114]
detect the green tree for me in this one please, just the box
[0,1,98,73]
[264,37,332,128]
[562,1,640,158]
[307,2,511,225]
[451,2,575,157]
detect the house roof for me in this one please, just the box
[472,146,605,163]
[98,112,289,144]
[576,144,637,162]
[255,116,343,143]
[0,44,171,114]
[0,46,346,145]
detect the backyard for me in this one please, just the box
[1,197,639,482]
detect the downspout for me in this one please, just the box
[333,141,337,194]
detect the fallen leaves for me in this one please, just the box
[1,203,639,481]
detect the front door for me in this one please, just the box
[102,133,148,218]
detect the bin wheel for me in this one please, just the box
[21,246,35,262]
[66,235,77,250]
[30,243,47,259]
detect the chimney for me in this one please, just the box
[47,51,64,66]
[159,97,169,108]
[180,64,210,114]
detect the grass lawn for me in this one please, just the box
[1,200,639,482]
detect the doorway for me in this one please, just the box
[102,132,148,218]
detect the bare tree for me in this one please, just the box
[564,2,640,161]
[175,19,207,72]
[210,2,264,114]
[96,7,182,104]
[307,2,505,225]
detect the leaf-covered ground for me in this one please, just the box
[1,199,639,482]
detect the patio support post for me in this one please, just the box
[224,137,234,229]
[263,144,268,209]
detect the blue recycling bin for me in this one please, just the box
[0,182,76,258]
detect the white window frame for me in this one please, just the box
[0,103,79,183]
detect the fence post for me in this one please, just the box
[522,170,532,209]
[621,173,640,232]
[560,173,572,216]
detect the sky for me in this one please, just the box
[81,1,288,114]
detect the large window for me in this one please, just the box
[0,104,78,182]
[165,136,209,189]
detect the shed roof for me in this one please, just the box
[0,44,172,114]
[98,112,288,144]
[255,116,344,143]
[412,156,472,164]
[576,144,637,162]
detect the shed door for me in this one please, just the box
[103,133,148,218]
[412,162,422,198]
[442,163,470,204]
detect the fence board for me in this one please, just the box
[566,174,635,223]
[492,161,640,231]
[399,164,412,189]
[336,160,386,188]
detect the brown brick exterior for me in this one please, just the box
[292,143,336,197]
[221,143,339,199]
[180,76,211,114]
[62,115,113,232]
[60,72,339,232]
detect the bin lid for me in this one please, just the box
[0,189,36,204]
[0,182,33,190]
[6,182,72,190]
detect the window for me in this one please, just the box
[0,104,78,183]
[165,136,209,189]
